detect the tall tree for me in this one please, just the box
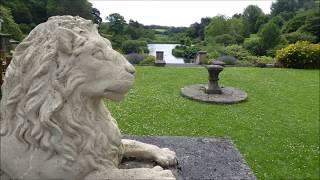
[271,0,315,16]
[47,0,93,20]
[243,5,264,34]
[92,8,102,24]
[259,22,281,51]
[205,15,230,38]
[0,6,23,40]
[106,13,127,35]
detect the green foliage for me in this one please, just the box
[282,10,309,33]
[243,5,264,34]
[184,46,201,59]
[284,32,317,43]
[121,40,148,54]
[228,17,246,39]
[258,22,281,50]
[172,45,200,60]
[207,50,220,60]
[276,41,320,69]
[0,6,23,40]
[243,35,264,55]
[299,10,320,41]
[205,15,230,39]
[172,47,185,57]
[223,45,252,61]
[269,15,285,27]
[215,34,236,46]
[216,55,238,65]
[125,20,154,40]
[187,17,211,40]
[140,54,155,65]
[256,56,275,64]
[271,0,315,16]
[47,0,93,19]
[92,8,102,24]
[106,13,127,35]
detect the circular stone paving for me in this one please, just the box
[181,84,247,104]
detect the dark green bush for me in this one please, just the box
[276,41,320,69]
[126,53,144,65]
[172,48,184,57]
[0,6,23,40]
[243,35,264,55]
[215,34,236,46]
[172,45,200,59]
[140,55,155,65]
[216,56,238,65]
[284,32,317,44]
[121,40,148,54]
[184,46,201,59]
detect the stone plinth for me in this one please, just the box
[181,84,247,104]
[205,65,224,94]
[122,136,256,180]
[194,51,207,64]
[155,51,166,66]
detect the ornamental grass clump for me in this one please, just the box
[276,41,320,69]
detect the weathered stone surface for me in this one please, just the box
[194,51,208,64]
[181,84,248,104]
[212,60,226,66]
[1,16,176,180]
[123,136,256,180]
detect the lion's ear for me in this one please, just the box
[56,27,81,55]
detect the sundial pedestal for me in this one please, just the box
[205,65,223,94]
[181,65,248,104]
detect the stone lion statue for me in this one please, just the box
[0,16,176,180]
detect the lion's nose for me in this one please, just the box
[125,64,136,75]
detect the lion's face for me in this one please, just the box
[79,39,135,101]
[58,30,136,101]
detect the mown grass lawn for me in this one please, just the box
[105,66,319,179]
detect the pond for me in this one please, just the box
[148,44,185,64]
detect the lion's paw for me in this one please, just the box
[154,148,177,167]
[148,166,175,180]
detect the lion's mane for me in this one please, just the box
[0,16,122,171]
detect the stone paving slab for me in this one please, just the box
[122,136,256,180]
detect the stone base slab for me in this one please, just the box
[122,136,256,180]
[181,84,248,104]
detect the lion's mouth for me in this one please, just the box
[103,80,134,94]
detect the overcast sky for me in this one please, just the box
[89,0,273,27]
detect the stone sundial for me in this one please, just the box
[181,64,247,104]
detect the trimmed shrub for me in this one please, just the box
[216,56,238,65]
[172,48,184,57]
[140,55,155,65]
[276,41,320,69]
[184,46,201,59]
[126,53,144,65]
[172,45,200,59]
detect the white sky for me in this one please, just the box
[89,0,273,27]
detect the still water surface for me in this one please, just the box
[148,44,184,64]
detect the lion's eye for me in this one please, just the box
[92,50,105,60]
